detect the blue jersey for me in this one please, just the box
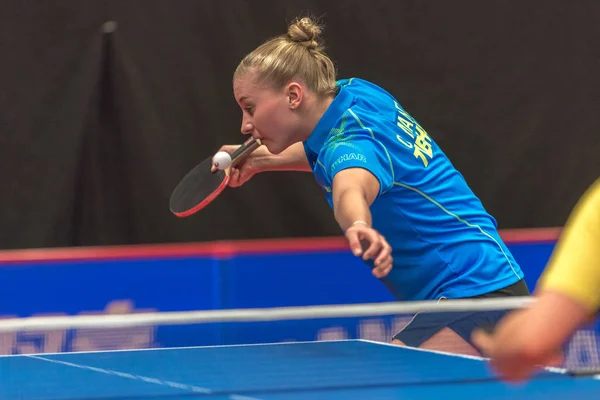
[302,78,523,301]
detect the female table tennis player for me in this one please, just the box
[217,16,530,354]
[472,178,600,382]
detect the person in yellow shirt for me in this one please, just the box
[472,178,600,382]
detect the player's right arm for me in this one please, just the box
[255,142,312,173]
[215,142,311,187]
[472,178,600,382]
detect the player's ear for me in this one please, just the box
[286,82,303,110]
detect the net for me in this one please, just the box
[1,297,599,400]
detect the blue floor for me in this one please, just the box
[2,340,600,399]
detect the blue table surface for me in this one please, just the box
[2,339,599,400]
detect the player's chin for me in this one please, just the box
[262,140,284,155]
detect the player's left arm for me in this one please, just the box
[325,130,395,277]
[332,167,379,232]
[332,168,393,277]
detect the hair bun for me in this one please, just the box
[287,17,322,50]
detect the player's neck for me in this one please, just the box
[300,94,335,140]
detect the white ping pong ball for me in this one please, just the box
[213,151,232,170]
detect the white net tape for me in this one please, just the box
[2,295,600,376]
[0,296,534,332]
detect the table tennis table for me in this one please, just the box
[2,339,599,399]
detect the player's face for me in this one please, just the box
[233,73,302,154]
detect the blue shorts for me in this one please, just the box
[392,279,530,347]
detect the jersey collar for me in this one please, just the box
[304,81,355,155]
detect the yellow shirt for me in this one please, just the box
[537,178,600,312]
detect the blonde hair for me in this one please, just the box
[234,16,337,97]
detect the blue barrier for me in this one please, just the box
[0,230,561,354]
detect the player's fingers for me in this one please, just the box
[544,350,564,368]
[238,165,257,186]
[500,360,542,383]
[382,255,393,274]
[346,230,365,257]
[228,168,243,187]
[471,329,495,356]
[374,237,392,266]
[361,233,382,261]
[374,252,392,267]
[372,243,392,276]
[372,256,392,278]
[233,169,248,187]
[216,144,239,154]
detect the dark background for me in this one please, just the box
[1,0,598,250]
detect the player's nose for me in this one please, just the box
[241,121,254,136]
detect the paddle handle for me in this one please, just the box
[230,137,262,168]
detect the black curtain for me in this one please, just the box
[1,0,599,250]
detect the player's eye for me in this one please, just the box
[245,107,254,116]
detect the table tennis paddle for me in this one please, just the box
[169,137,262,217]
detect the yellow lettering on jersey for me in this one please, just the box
[394,101,434,167]
[396,134,413,149]
[394,101,415,149]
[396,116,415,138]
[414,148,429,167]
[413,124,433,167]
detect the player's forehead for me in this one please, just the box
[233,72,267,103]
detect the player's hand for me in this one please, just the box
[210,144,270,187]
[345,223,393,278]
[471,310,564,383]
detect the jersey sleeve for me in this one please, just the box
[537,178,600,312]
[322,132,394,196]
